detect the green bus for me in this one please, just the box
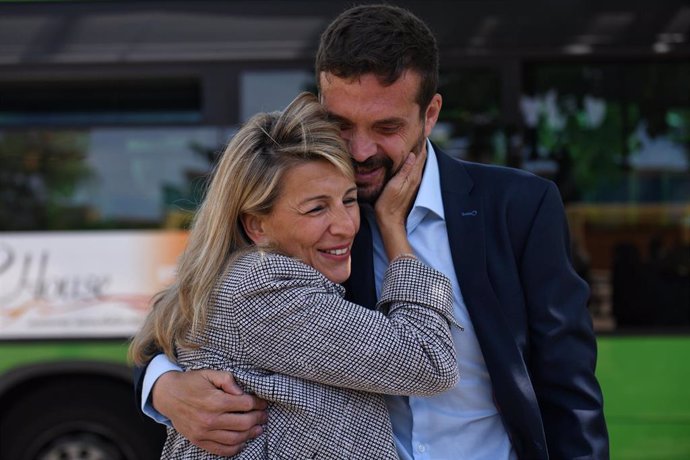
[1,2,689,459]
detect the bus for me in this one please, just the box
[0,124,217,458]
[1,1,689,458]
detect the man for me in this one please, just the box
[136,4,608,459]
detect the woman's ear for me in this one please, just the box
[241,213,268,245]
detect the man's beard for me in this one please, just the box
[353,155,394,204]
[355,128,426,204]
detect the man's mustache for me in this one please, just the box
[352,156,393,171]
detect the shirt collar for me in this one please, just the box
[408,140,444,228]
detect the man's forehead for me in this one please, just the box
[326,111,408,127]
[319,72,421,115]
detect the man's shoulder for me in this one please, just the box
[463,159,546,186]
[438,151,551,196]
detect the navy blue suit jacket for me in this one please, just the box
[344,148,609,460]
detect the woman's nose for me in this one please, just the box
[330,205,358,237]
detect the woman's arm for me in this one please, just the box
[225,253,458,396]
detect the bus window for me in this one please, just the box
[0,79,202,126]
[240,69,314,122]
[0,126,232,231]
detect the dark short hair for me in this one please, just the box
[315,4,439,114]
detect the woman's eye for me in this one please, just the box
[344,197,357,206]
[306,206,325,214]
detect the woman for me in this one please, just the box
[129,92,459,459]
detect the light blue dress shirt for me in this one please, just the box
[363,142,516,460]
[143,142,517,459]
[142,353,178,426]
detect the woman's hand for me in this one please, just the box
[374,148,427,261]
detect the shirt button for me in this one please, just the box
[416,443,426,453]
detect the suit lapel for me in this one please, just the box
[437,150,547,458]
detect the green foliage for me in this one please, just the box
[534,94,625,200]
[0,131,93,230]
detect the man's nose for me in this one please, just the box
[348,130,376,163]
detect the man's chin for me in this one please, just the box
[356,184,382,204]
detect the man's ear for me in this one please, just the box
[423,93,442,138]
[241,213,268,245]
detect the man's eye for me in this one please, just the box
[377,125,399,134]
[343,197,357,206]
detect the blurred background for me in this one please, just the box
[0,0,688,458]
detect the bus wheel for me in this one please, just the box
[28,430,123,460]
[0,378,165,460]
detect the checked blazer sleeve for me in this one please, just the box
[219,252,459,396]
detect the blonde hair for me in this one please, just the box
[129,92,352,365]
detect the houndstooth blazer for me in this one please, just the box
[161,250,459,459]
